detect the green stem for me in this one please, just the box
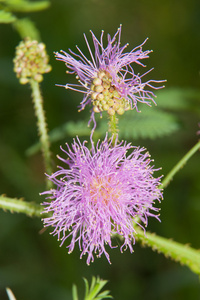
[108,114,118,144]
[135,227,200,275]
[161,139,200,189]
[30,79,53,189]
[0,195,43,217]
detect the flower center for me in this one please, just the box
[89,176,121,205]
[90,70,130,116]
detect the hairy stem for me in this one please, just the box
[135,227,200,275]
[108,114,118,144]
[0,195,43,217]
[30,79,53,188]
[161,139,200,189]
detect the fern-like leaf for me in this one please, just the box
[72,277,112,300]
[155,87,200,110]
[117,108,179,139]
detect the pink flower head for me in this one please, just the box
[41,135,163,264]
[55,25,165,123]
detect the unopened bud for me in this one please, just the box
[13,38,52,84]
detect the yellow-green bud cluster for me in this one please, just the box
[13,38,52,84]
[90,70,130,116]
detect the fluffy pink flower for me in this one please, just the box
[55,25,165,122]
[41,135,163,264]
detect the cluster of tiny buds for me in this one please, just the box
[90,70,131,116]
[13,38,52,84]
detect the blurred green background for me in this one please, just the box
[0,0,200,299]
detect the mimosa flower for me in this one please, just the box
[41,135,163,264]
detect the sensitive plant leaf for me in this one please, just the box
[71,278,112,300]
[118,109,180,140]
[26,109,179,156]
[26,87,200,156]
[84,277,112,300]
[3,0,50,12]
[0,9,16,23]
[13,17,41,40]
[155,88,200,110]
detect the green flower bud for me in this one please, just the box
[13,38,51,85]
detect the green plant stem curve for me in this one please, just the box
[161,139,200,188]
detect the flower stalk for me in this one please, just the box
[13,38,53,188]
[30,79,53,188]
[108,114,118,144]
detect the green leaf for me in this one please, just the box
[4,0,50,12]
[156,87,200,110]
[71,277,112,300]
[13,17,41,40]
[84,277,112,300]
[25,109,179,157]
[118,108,180,140]
[72,284,79,300]
[0,9,16,23]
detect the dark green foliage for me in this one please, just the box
[1,1,200,300]
[117,107,179,139]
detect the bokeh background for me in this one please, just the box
[0,0,200,299]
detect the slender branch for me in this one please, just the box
[135,227,200,275]
[30,79,53,189]
[0,195,43,217]
[161,139,200,188]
